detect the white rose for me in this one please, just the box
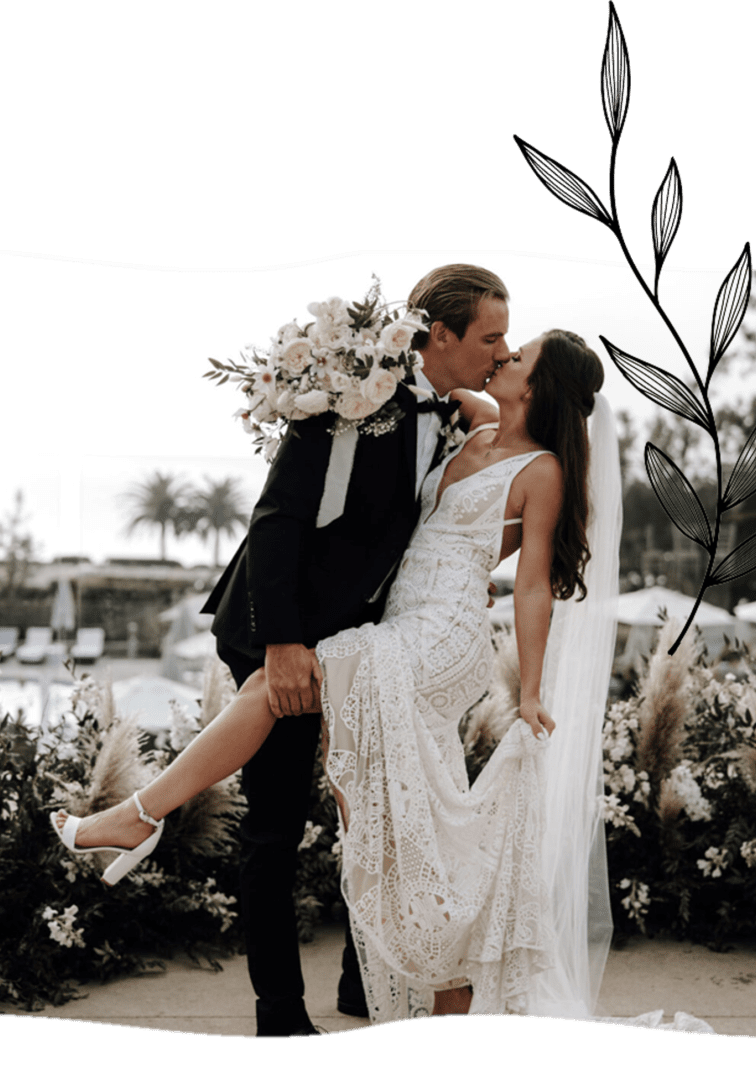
[335,390,377,421]
[329,370,355,393]
[362,367,397,406]
[313,323,354,351]
[379,320,416,357]
[280,338,312,374]
[294,388,330,414]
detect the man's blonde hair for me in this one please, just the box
[408,264,509,350]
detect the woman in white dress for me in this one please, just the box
[51,329,620,1023]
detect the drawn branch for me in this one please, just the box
[708,244,752,388]
[601,338,710,432]
[651,159,682,298]
[514,2,753,656]
[722,423,756,511]
[512,138,613,227]
[644,443,712,550]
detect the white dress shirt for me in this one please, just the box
[414,369,450,499]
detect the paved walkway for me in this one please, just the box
[2,924,755,1037]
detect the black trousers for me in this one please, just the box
[218,642,330,1034]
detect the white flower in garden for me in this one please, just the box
[43,905,86,949]
[168,700,201,753]
[598,794,641,837]
[740,839,756,868]
[697,846,729,878]
[362,367,397,406]
[666,763,712,822]
[618,879,650,925]
[294,388,330,415]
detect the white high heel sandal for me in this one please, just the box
[50,791,165,886]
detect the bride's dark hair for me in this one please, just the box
[525,329,604,601]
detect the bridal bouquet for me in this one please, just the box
[205,278,427,460]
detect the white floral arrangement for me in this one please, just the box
[205,278,428,461]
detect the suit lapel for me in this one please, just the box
[396,380,418,501]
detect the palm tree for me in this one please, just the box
[123,471,193,561]
[182,477,250,567]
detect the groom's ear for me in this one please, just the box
[429,320,458,349]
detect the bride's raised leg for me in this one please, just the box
[53,668,282,850]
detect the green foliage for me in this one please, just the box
[0,671,345,1011]
[601,638,756,947]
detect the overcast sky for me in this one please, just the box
[2,250,751,565]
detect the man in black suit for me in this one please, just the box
[201,264,512,1035]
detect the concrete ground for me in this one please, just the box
[2,924,754,1037]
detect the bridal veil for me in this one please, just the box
[530,391,622,1018]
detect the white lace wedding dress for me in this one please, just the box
[318,407,714,1034]
[317,424,555,1023]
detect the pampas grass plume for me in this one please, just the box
[635,617,696,789]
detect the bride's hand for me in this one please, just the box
[519,697,555,741]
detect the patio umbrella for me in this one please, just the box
[734,600,756,624]
[50,578,76,639]
[616,586,737,670]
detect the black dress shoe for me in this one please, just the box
[338,922,369,1018]
[255,1019,326,1036]
[337,993,369,1019]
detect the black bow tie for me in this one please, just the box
[416,396,458,424]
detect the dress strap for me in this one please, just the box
[463,421,499,443]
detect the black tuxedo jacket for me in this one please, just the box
[202,382,427,657]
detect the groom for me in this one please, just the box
[202,264,512,1035]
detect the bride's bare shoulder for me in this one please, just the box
[518,450,564,502]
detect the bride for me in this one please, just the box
[51,328,620,1023]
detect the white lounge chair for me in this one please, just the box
[16,627,53,663]
[70,627,105,662]
[0,627,19,660]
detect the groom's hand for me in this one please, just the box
[265,642,323,718]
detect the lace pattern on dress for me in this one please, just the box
[317,450,556,1022]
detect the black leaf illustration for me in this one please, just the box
[710,531,756,586]
[644,443,712,549]
[601,337,710,431]
[601,2,630,142]
[513,137,613,226]
[723,424,756,510]
[651,159,682,293]
[708,243,752,383]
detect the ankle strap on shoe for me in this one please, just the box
[133,791,162,829]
